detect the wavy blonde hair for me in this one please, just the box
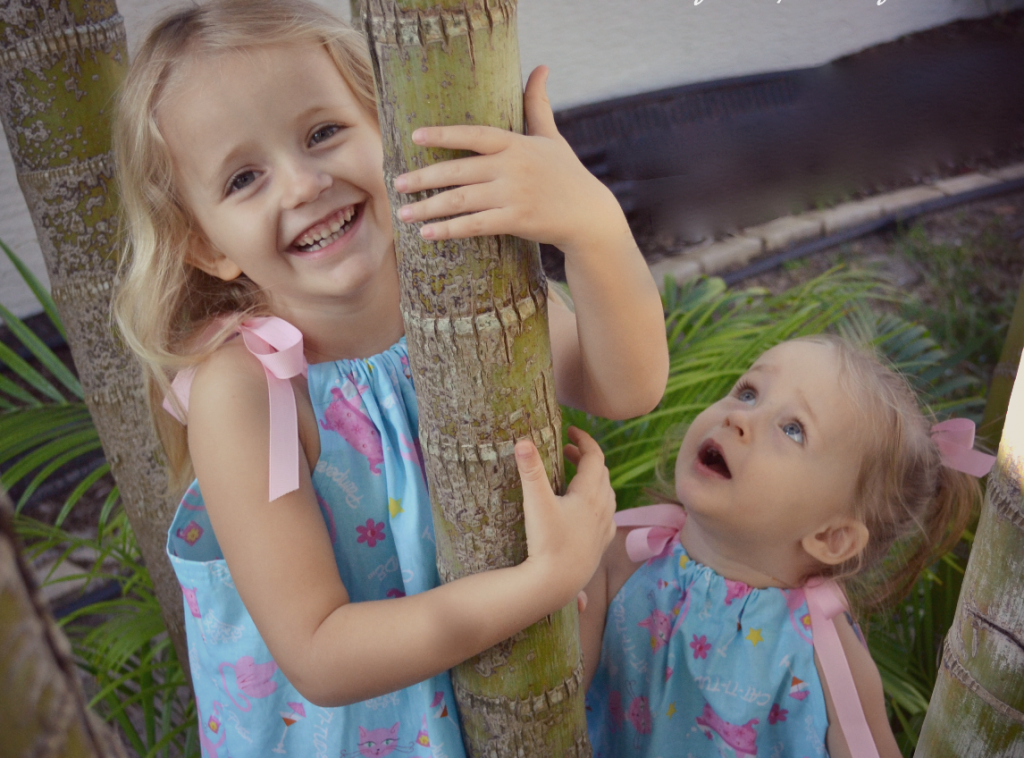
[113,0,377,492]
[651,335,979,615]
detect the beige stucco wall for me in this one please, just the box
[2,0,1022,316]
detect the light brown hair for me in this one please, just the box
[112,0,377,492]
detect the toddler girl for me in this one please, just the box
[580,335,993,758]
[113,1,668,756]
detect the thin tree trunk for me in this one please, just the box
[916,351,1024,755]
[980,269,1024,451]
[0,492,128,757]
[364,1,589,755]
[0,1,187,676]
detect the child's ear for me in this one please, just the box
[187,240,243,281]
[801,518,869,567]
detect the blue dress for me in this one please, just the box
[167,337,466,758]
[586,541,831,758]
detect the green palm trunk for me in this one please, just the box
[362,0,589,754]
[0,1,187,674]
[915,351,1024,755]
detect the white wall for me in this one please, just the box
[2,0,1021,316]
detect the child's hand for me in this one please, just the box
[393,66,626,257]
[515,426,617,608]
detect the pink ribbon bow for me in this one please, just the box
[163,317,309,502]
[614,503,688,562]
[930,419,996,478]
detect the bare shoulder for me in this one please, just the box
[817,613,901,758]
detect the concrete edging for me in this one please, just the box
[648,162,1024,288]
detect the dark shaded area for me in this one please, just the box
[542,10,1024,280]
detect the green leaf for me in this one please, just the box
[0,238,65,340]
[0,300,82,398]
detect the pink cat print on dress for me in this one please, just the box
[319,379,384,475]
[626,695,653,735]
[219,655,278,711]
[338,722,417,757]
[695,701,759,758]
[723,579,752,605]
[637,608,675,651]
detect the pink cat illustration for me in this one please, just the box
[724,579,752,605]
[339,722,415,757]
[219,655,278,711]
[181,585,201,618]
[197,702,226,758]
[638,608,675,651]
[695,701,759,757]
[626,695,653,734]
[320,382,384,474]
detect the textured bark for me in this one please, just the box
[981,269,1024,451]
[916,353,1024,756]
[364,1,589,755]
[0,1,187,676]
[0,492,128,758]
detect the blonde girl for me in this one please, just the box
[580,335,991,758]
[114,1,668,755]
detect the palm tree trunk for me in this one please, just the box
[979,269,1024,451]
[363,1,589,754]
[0,492,128,757]
[915,351,1024,755]
[0,0,187,675]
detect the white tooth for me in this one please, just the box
[330,220,341,233]
[346,207,355,221]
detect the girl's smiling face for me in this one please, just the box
[157,43,394,321]
[675,340,866,563]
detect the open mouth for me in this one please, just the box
[291,205,359,252]
[697,439,731,479]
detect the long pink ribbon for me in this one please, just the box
[615,504,879,757]
[162,317,308,502]
[930,418,996,477]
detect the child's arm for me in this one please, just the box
[187,346,616,707]
[394,66,669,420]
[816,613,902,758]
[579,527,644,691]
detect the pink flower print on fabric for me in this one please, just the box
[219,656,278,711]
[637,608,675,651]
[181,585,201,618]
[724,578,752,605]
[626,696,653,735]
[175,520,204,546]
[690,634,711,659]
[320,383,384,475]
[695,701,759,757]
[357,519,386,548]
[768,703,788,724]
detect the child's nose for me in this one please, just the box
[723,410,748,438]
[281,160,332,208]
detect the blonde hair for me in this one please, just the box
[654,334,979,615]
[113,0,376,492]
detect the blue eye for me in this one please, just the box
[782,421,804,444]
[309,124,340,146]
[228,170,257,194]
[734,381,756,405]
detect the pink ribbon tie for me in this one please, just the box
[805,579,880,758]
[614,504,688,562]
[162,317,309,502]
[930,418,996,478]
